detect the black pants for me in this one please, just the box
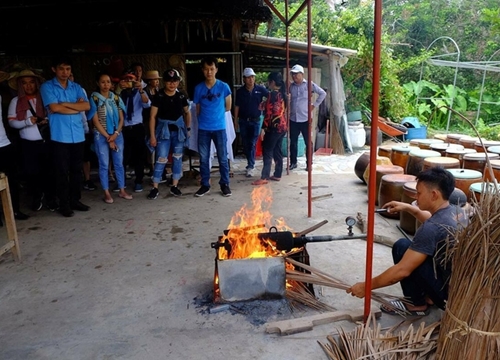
[52,141,84,210]
[21,139,56,203]
[122,123,146,185]
[0,143,21,213]
[289,121,311,166]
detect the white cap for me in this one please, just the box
[243,68,256,77]
[290,64,304,73]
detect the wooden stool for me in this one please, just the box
[487,145,500,155]
[354,151,370,183]
[474,140,500,153]
[362,156,392,185]
[416,138,444,150]
[377,145,393,159]
[430,143,464,156]
[447,168,483,202]
[469,182,500,204]
[378,174,417,219]
[446,133,465,144]
[459,136,484,149]
[445,148,476,168]
[406,149,441,176]
[463,152,500,173]
[422,156,460,171]
[400,181,418,234]
[390,145,418,171]
[373,165,405,205]
[483,159,500,182]
[0,173,21,261]
[434,134,448,141]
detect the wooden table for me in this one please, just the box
[0,172,21,261]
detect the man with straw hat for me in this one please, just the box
[347,167,469,316]
[8,69,58,212]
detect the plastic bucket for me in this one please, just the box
[404,126,427,141]
[348,123,366,148]
[282,135,305,157]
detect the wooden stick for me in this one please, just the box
[311,193,333,202]
[296,220,328,237]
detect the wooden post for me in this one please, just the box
[0,173,21,261]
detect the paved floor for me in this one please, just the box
[0,145,443,359]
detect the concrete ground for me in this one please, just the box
[0,145,443,360]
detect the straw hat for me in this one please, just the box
[8,69,44,90]
[143,70,161,80]
[0,71,9,83]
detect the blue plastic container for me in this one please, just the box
[402,117,421,128]
[282,135,305,157]
[404,126,427,141]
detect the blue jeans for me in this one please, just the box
[261,132,285,179]
[197,129,229,187]
[94,131,125,191]
[152,130,184,183]
[239,119,260,169]
[392,238,448,310]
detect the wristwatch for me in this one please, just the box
[187,127,191,131]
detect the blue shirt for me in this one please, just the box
[235,84,268,119]
[120,89,151,126]
[40,78,89,143]
[193,80,231,131]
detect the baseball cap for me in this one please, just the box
[163,69,182,82]
[243,68,256,77]
[290,64,304,74]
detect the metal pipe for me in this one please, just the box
[307,0,312,218]
[364,0,383,323]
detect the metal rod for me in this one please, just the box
[396,224,412,241]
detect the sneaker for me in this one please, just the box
[83,180,96,191]
[45,199,59,212]
[147,188,159,200]
[221,184,232,197]
[32,195,44,211]
[159,173,168,184]
[195,185,210,197]
[170,186,182,197]
[134,183,143,193]
[246,168,255,177]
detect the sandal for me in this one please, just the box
[269,176,281,181]
[251,179,269,185]
[103,197,114,204]
[119,193,133,200]
[380,300,430,317]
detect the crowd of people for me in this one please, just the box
[0,57,324,220]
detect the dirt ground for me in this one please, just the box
[0,148,443,359]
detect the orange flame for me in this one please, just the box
[219,186,291,259]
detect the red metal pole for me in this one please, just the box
[307,0,312,218]
[285,0,290,176]
[364,0,383,321]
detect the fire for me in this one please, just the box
[219,186,291,259]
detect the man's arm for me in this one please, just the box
[312,83,326,108]
[382,200,432,223]
[225,94,231,112]
[346,249,427,298]
[59,99,90,112]
[233,105,240,130]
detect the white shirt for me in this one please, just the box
[8,97,43,141]
[0,95,12,147]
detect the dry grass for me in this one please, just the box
[318,314,440,359]
[436,189,500,359]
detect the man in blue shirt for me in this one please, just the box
[118,69,151,193]
[289,64,326,170]
[40,56,91,218]
[193,57,232,197]
[234,68,268,177]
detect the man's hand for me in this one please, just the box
[149,136,157,148]
[346,282,366,298]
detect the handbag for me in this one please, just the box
[28,101,51,142]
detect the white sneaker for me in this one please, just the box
[246,168,255,177]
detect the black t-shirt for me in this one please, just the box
[152,91,189,120]
[410,204,468,280]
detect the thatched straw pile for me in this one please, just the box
[436,187,500,358]
[318,315,440,359]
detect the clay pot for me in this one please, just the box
[354,152,370,183]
